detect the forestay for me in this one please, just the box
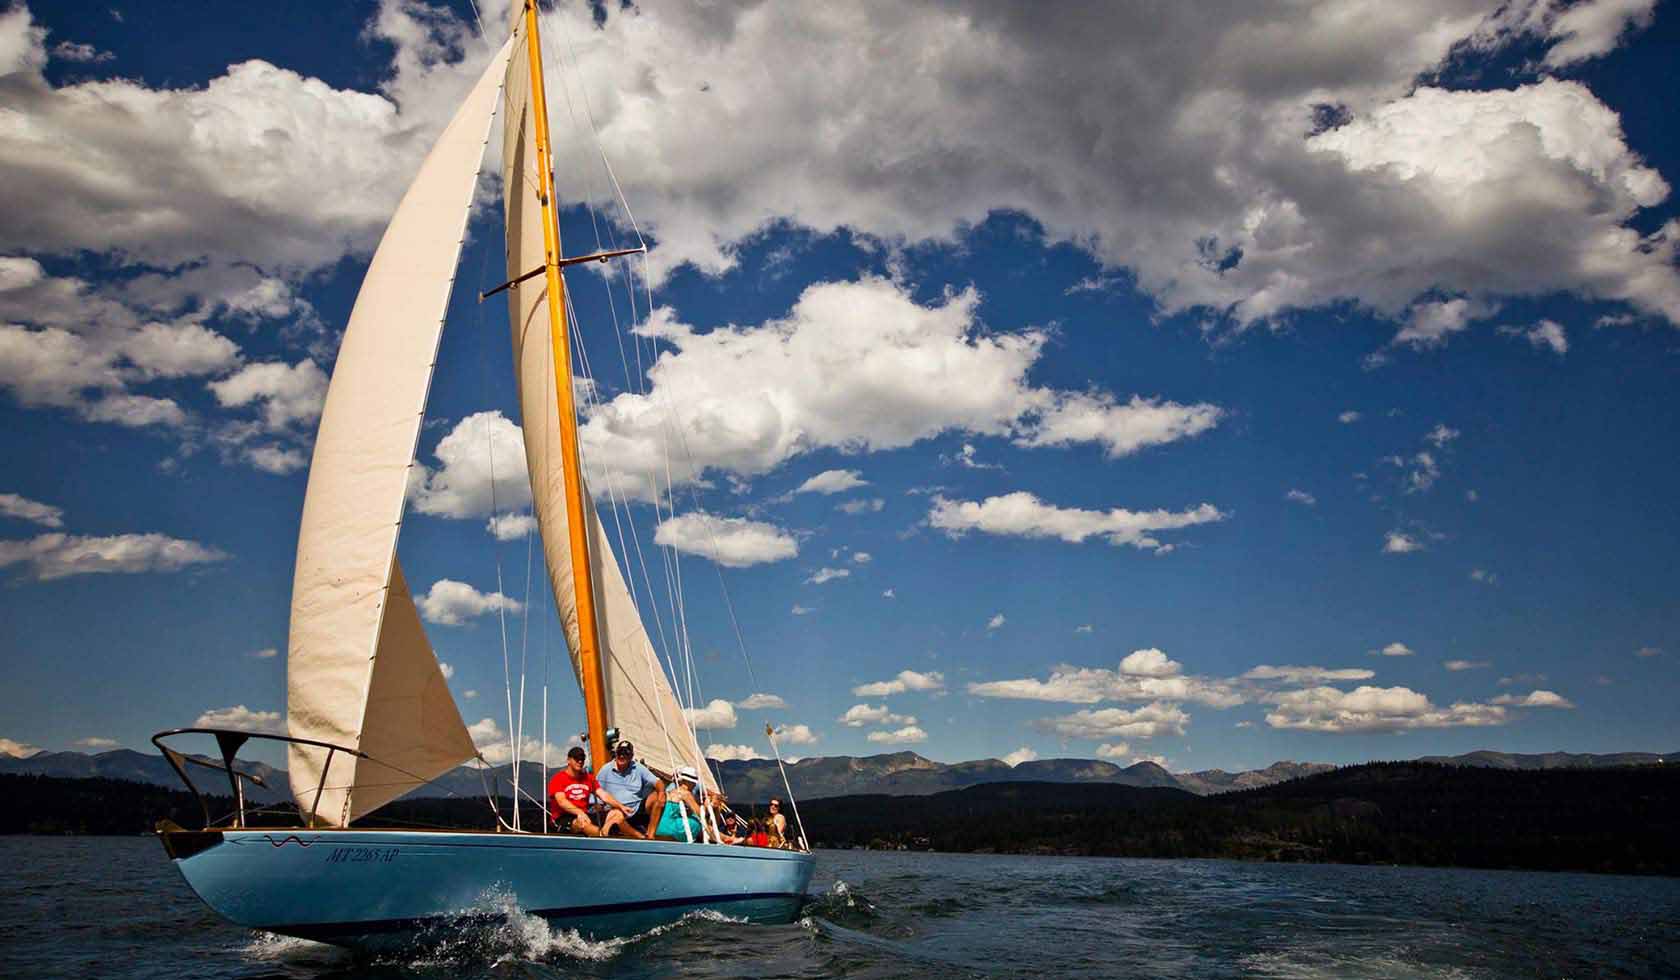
[286,39,515,826]
[501,15,705,780]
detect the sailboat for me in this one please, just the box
[150,2,813,949]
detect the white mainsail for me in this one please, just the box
[287,39,515,826]
[502,16,706,780]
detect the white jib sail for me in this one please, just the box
[287,38,515,827]
[502,19,706,780]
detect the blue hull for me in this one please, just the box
[163,829,815,950]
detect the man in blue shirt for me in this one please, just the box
[598,740,665,839]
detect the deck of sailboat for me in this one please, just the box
[162,823,810,846]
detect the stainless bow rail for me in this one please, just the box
[150,728,368,829]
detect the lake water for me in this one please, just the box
[2,837,1677,978]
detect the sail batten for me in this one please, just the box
[286,38,515,826]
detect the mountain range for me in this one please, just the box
[2,746,1670,807]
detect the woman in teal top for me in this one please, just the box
[655,766,706,842]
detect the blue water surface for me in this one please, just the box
[1,837,1676,978]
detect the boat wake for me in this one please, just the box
[391,888,746,967]
[799,879,877,931]
[240,931,348,969]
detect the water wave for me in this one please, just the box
[801,879,877,929]
[1241,949,1476,979]
[379,886,747,968]
[240,931,347,968]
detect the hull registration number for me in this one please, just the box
[326,846,399,864]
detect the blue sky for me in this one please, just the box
[1,1,1676,774]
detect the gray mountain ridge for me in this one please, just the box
[3,747,1671,806]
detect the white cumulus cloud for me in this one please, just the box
[1263,686,1507,732]
[1490,689,1575,708]
[576,278,1223,502]
[1244,665,1377,684]
[519,2,1677,332]
[838,704,917,728]
[655,512,798,568]
[193,705,284,735]
[415,579,523,627]
[1000,747,1039,767]
[1032,702,1189,740]
[930,492,1225,554]
[486,513,537,541]
[866,725,928,745]
[684,698,739,730]
[0,532,226,581]
[1015,393,1222,458]
[242,445,307,475]
[852,670,945,697]
[208,360,327,433]
[705,743,764,762]
[0,737,42,758]
[735,693,787,710]
[1120,648,1182,678]
[410,412,532,520]
[837,498,885,515]
[774,724,819,745]
[0,492,63,528]
[3,0,1674,448]
[1506,318,1570,355]
[796,469,868,495]
[969,660,1242,708]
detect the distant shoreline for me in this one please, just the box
[7,762,1677,877]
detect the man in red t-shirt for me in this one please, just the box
[548,745,629,836]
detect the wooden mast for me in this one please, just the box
[521,0,612,771]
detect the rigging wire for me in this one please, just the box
[541,4,803,834]
[541,314,554,834]
[514,505,535,818]
[542,17,707,724]
[462,0,489,44]
[560,287,680,686]
[544,17,709,782]
[563,285,690,774]
[767,726,809,850]
[554,15,793,819]
[473,241,521,833]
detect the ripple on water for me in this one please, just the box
[6,840,1678,980]
[1062,882,1143,907]
[1240,948,1477,980]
